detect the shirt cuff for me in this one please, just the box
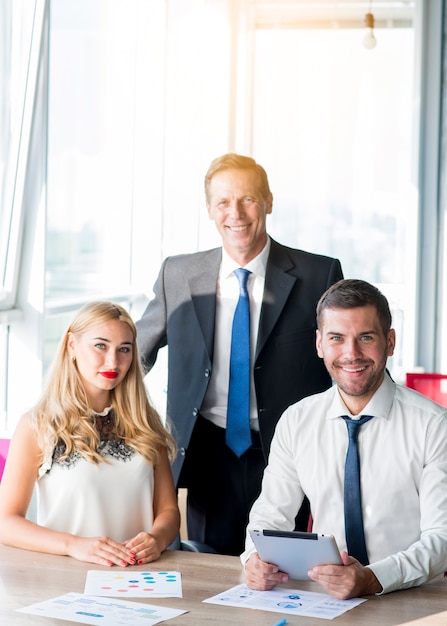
[240,546,257,567]
[368,559,402,594]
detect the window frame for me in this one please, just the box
[0,0,47,313]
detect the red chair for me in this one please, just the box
[405,373,447,408]
[0,439,10,481]
[406,373,447,577]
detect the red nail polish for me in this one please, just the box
[138,559,143,564]
[129,558,136,564]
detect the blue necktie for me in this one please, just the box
[342,415,374,565]
[226,268,252,457]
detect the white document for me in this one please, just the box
[203,583,366,620]
[17,592,187,625]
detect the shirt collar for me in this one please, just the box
[220,236,271,279]
[93,406,113,417]
[327,371,396,420]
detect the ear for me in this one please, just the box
[387,328,396,357]
[265,193,273,215]
[66,331,76,357]
[316,329,324,358]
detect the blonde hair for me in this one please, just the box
[32,301,176,467]
[204,153,271,203]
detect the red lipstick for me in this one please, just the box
[100,371,119,379]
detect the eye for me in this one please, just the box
[329,335,343,342]
[95,343,106,350]
[360,335,374,342]
[119,346,131,353]
[242,196,254,204]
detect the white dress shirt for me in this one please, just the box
[200,238,270,431]
[241,373,447,594]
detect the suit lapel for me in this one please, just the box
[184,243,297,362]
[188,248,221,361]
[256,241,297,359]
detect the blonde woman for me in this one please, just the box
[0,302,180,566]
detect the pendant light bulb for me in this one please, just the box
[363,12,377,49]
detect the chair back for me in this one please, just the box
[0,439,10,481]
[406,373,447,408]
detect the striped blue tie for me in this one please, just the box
[342,415,374,565]
[226,268,252,457]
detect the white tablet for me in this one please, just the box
[249,529,342,580]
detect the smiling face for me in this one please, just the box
[316,305,395,415]
[206,168,273,265]
[67,319,134,411]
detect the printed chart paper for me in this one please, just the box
[17,592,187,625]
[84,570,182,598]
[203,583,366,620]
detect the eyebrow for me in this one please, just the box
[92,336,133,345]
[326,329,379,336]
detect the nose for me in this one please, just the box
[105,350,118,369]
[344,338,363,360]
[228,199,245,219]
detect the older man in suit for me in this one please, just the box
[136,153,343,555]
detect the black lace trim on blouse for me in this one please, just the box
[50,409,134,470]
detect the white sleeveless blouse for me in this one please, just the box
[37,419,154,542]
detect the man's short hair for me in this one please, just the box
[204,153,271,203]
[316,278,392,336]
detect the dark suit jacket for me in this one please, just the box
[136,238,343,483]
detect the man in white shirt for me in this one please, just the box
[242,278,447,598]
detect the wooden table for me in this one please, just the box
[1,544,447,625]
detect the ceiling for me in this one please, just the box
[252,1,416,29]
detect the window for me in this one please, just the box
[0,1,41,311]
[250,3,417,380]
[47,1,140,303]
[0,1,47,433]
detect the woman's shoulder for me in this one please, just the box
[6,410,42,474]
[14,409,38,439]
